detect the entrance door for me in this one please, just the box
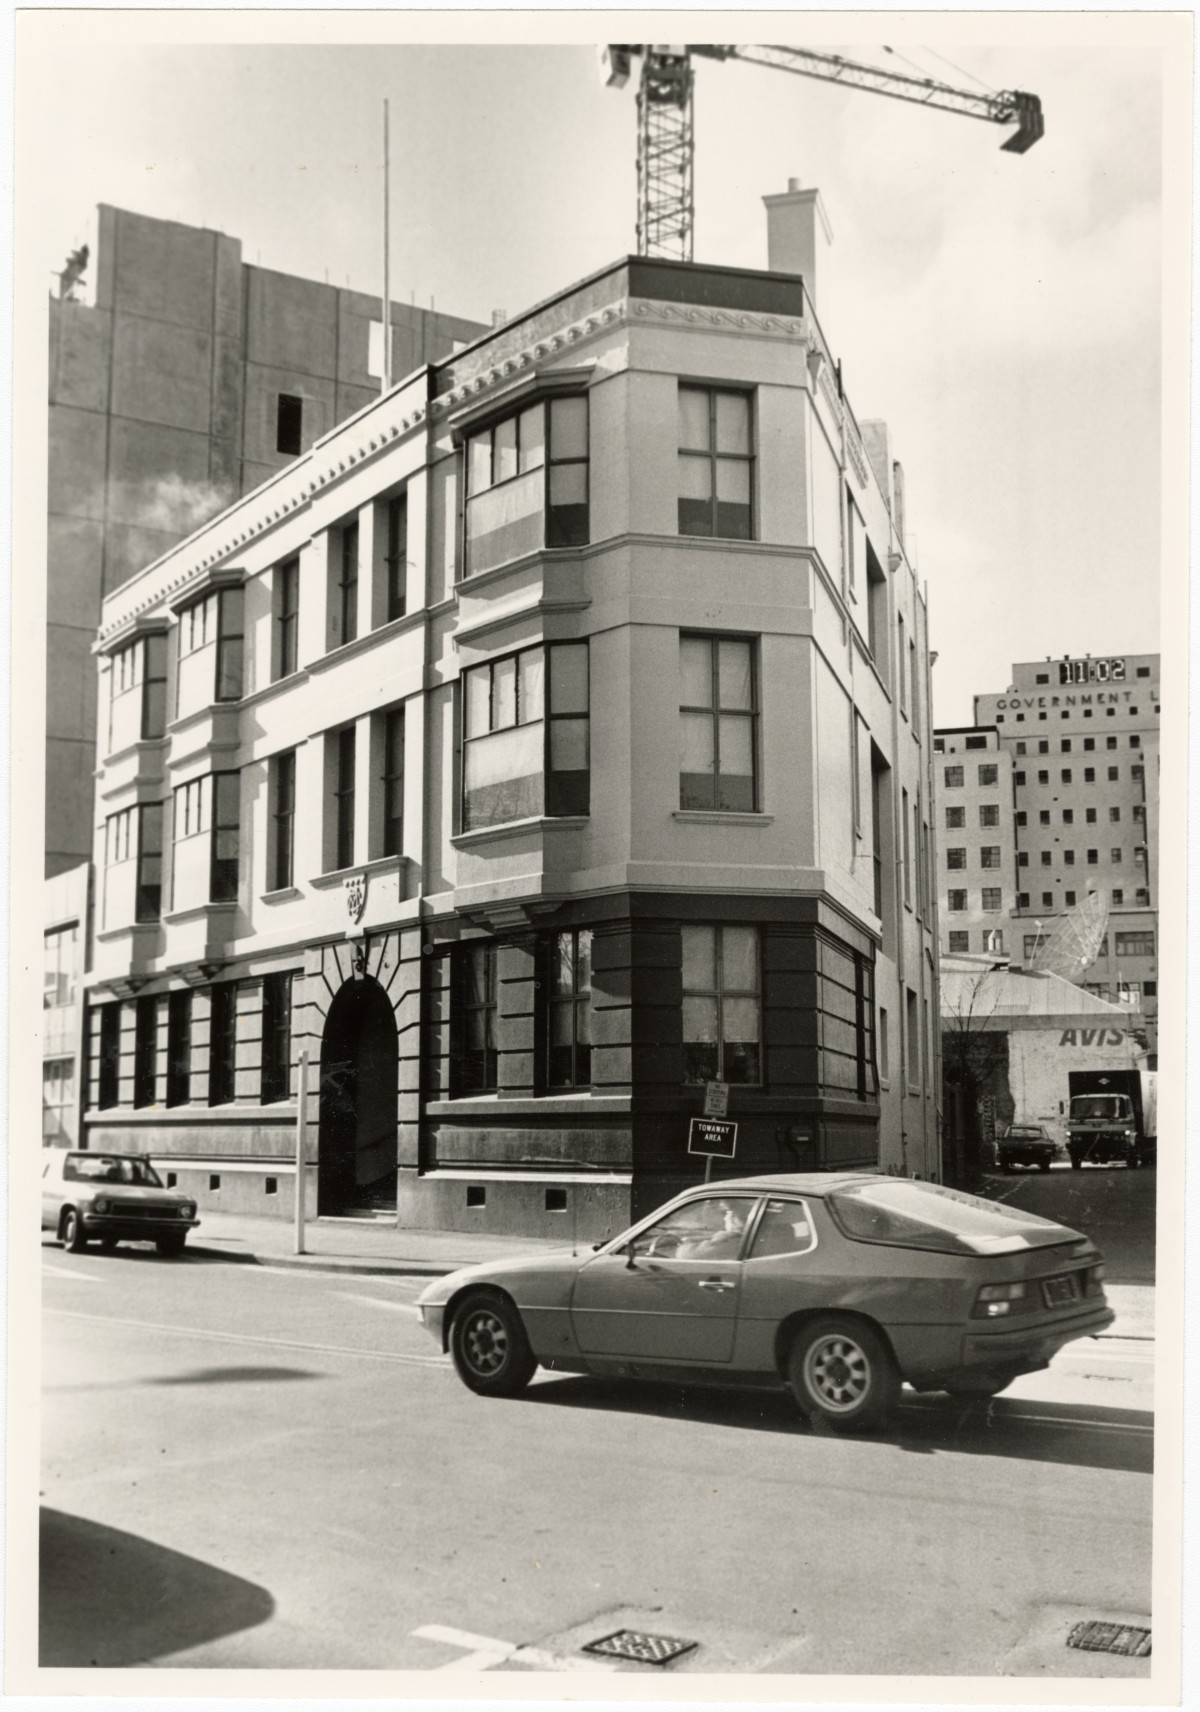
[318,977,399,1214]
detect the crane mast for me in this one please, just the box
[603,43,1044,262]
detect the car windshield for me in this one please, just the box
[1070,1096,1130,1120]
[827,1179,1067,1256]
[63,1154,164,1187]
[1007,1127,1046,1139]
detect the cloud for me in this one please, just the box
[110,475,235,537]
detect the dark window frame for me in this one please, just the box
[133,995,157,1109]
[335,727,356,870]
[339,519,359,647]
[454,943,498,1095]
[167,989,192,1107]
[679,633,759,813]
[382,708,404,858]
[681,923,762,1087]
[677,384,755,540]
[210,771,241,903]
[276,393,303,456]
[98,1002,121,1109]
[208,982,238,1106]
[271,750,296,891]
[385,491,408,623]
[275,556,300,681]
[545,928,593,1090]
[135,801,165,923]
[261,972,293,1104]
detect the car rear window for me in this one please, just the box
[826,1180,1068,1256]
[63,1154,163,1187]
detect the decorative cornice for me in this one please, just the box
[844,426,870,489]
[631,299,810,342]
[432,302,627,419]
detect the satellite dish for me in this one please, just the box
[1027,889,1110,980]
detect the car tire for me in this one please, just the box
[788,1316,899,1434]
[1038,1160,1051,1173]
[156,1234,187,1258]
[1070,1155,1082,1171]
[62,1208,87,1252]
[449,1291,537,1397]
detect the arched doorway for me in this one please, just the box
[318,977,399,1214]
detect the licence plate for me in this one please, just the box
[1042,1273,1079,1308]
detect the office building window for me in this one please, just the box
[1112,888,1124,904]
[1017,852,1029,867]
[382,709,404,858]
[546,929,592,1089]
[1061,739,1072,752]
[43,1059,75,1143]
[1108,766,1119,781]
[136,802,164,923]
[878,1006,889,1081]
[1038,740,1049,754]
[270,751,296,891]
[1132,803,1146,821]
[455,943,498,1094]
[1061,809,1074,825]
[980,847,1000,869]
[546,642,590,816]
[979,804,999,827]
[946,848,966,870]
[948,931,969,953]
[1086,849,1098,865]
[1017,892,1030,908]
[211,772,241,902]
[943,765,963,788]
[977,764,998,786]
[983,927,1005,954]
[1110,848,1122,864]
[178,586,244,704]
[167,990,191,1107]
[678,386,753,539]
[1082,737,1095,751]
[274,556,300,681]
[1107,734,1118,747]
[335,727,356,869]
[1109,806,1121,823]
[1084,767,1095,782]
[465,394,589,575]
[276,393,303,455]
[44,923,77,1009]
[1040,851,1052,867]
[981,887,1002,911]
[1064,890,1076,905]
[1014,770,1026,785]
[1130,734,1141,748]
[679,635,757,813]
[681,924,760,1085]
[1039,810,1050,826]
[945,806,965,829]
[947,889,967,912]
[209,982,238,1106]
[338,518,359,648]
[133,996,157,1108]
[1115,931,1155,957]
[1041,892,1053,907]
[1037,770,1049,784]
[463,642,589,830]
[105,806,134,870]
[1131,764,1144,780]
[905,987,920,1089]
[1086,807,1097,824]
[386,491,408,623]
[97,1002,121,1109]
[1064,850,1075,865]
[1061,769,1072,784]
[111,633,168,743]
[1015,741,1027,756]
[1144,980,1157,998]
[261,973,293,1103]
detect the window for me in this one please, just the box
[1084,767,1095,782]
[1017,852,1029,867]
[106,807,134,869]
[1064,850,1075,865]
[983,927,1005,953]
[897,614,907,715]
[98,1002,121,1109]
[901,788,911,905]
[382,709,404,858]
[945,806,965,829]
[456,943,498,1093]
[1014,770,1026,785]
[338,518,359,647]
[1137,666,1151,678]
[1115,931,1155,957]
[947,889,967,912]
[1063,809,1074,825]
[167,990,191,1107]
[978,764,998,786]
[44,923,78,1009]
[1086,807,1097,824]
[679,635,757,813]
[1112,888,1124,904]
[546,929,592,1088]
[111,633,168,744]
[678,386,753,539]
[1130,734,1141,749]
[1131,765,1144,780]
[979,804,999,827]
[1144,980,1157,998]
[276,393,303,455]
[43,1059,75,1143]
[209,983,238,1105]
[1037,770,1049,784]
[1110,848,1122,864]
[335,728,356,869]
[465,394,589,575]
[946,848,966,870]
[1038,741,1049,754]
[866,544,887,665]
[980,847,1001,869]
[948,930,969,952]
[211,772,241,902]
[682,924,760,1084]
[274,556,300,681]
[845,488,860,594]
[136,802,164,922]
[1061,739,1072,753]
[750,1199,817,1260]
[1017,893,1030,910]
[1016,741,1027,756]
[261,973,293,1103]
[964,735,987,751]
[1132,803,1146,822]
[133,996,157,1108]
[905,987,920,1088]
[463,642,591,829]
[178,587,244,703]
[1039,810,1050,826]
[1087,849,1098,865]
[1107,735,1118,749]
[1035,672,1049,685]
[1109,806,1121,823]
[385,492,407,623]
[269,751,296,891]
[1064,890,1076,906]
[981,887,1002,911]
[1061,769,1072,784]
[943,765,964,788]
[1108,766,1119,781]
[878,1007,889,1081]
[1040,851,1052,867]
[1041,892,1053,907]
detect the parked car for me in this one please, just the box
[41,1149,199,1257]
[997,1124,1057,1173]
[416,1172,1112,1433]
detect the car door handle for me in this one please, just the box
[697,1277,736,1292]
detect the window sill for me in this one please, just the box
[261,886,303,904]
[162,902,237,926]
[672,811,774,827]
[309,854,404,890]
[452,816,588,848]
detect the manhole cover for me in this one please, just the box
[1067,1621,1151,1658]
[582,1628,698,1666]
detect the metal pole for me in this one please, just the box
[704,1154,713,1184]
[381,99,391,393]
[295,1048,308,1255]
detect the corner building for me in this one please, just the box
[84,229,940,1238]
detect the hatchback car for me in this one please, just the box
[417,1173,1112,1432]
[41,1149,199,1256]
[997,1124,1058,1173]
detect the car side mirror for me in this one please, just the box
[624,1238,643,1270]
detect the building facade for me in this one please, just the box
[48,204,485,875]
[935,654,1159,1055]
[82,217,940,1238]
[43,863,90,1145]
[931,727,1015,959]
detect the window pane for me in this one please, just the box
[723,994,760,1044]
[682,994,719,1042]
[577,929,592,991]
[463,725,544,827]
[678,454,712,499]
[550,395,588,460]
[465,666,491,738]
[214,774,240,824]
[518,649,544,723]
[682,924,716,992]
[216,637,243,700]
[550,643,588,714]
[680,637,713,707]
[678,387,710,450]
[715,458,750,504]
[550,717,588,771]
[549,1001,574,1046]
[681,710,715,774]
[717,640,753,710]
[468,435,491,496]
[493,416,518,483]
[550,934,574,995]
[548,462,586,506]
[220,586,244,637]
[715,391,751,454]
[493,655,518,728]
[718,713,754,778]
[518,404,545,472]
[721,926,758,991]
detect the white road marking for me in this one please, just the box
[42,1263,106,1282]
[338,1292,422,1316]
[412,1624,618,1673]
[46,1307,450,1369]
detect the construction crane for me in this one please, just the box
[602,44,1045,262]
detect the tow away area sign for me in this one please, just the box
[688,1118,738,1160]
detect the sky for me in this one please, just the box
[22,13,1179,725]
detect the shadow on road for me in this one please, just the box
[523,1376,1151,1474]
[46,1363,324,1395]
[40,1507,274,1665]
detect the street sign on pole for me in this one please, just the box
[295,1048,308,1256]
[688,1116,737,1184]
[703,1080,730,1118]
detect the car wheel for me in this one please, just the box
[449,1291,537,1397]
[1070,1155,1082,1171]
[61,1209,87,1252]
[156,1233,187,1258]
[1038,1160,1051,1174]
[788,1316,899,1434]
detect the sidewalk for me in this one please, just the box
[187,1211,1155,1340]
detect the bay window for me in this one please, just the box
[462,642,590,830]
[177,585,244,712]
[109,631,167,751]
[464,394,588,576]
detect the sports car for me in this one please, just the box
[416,1172,1113,1432]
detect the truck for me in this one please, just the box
[1066,1069,1157,1170]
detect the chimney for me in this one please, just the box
[762,178,832,305]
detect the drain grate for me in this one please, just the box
[582,1628,698,1666]
[1067,1621,1151,1658]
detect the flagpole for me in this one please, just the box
[382,99,392,394]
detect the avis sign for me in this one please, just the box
[1059,1029,1129,1047]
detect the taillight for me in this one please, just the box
[972,1282,1028,1319]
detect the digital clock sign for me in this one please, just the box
[1058,658,1127,685]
